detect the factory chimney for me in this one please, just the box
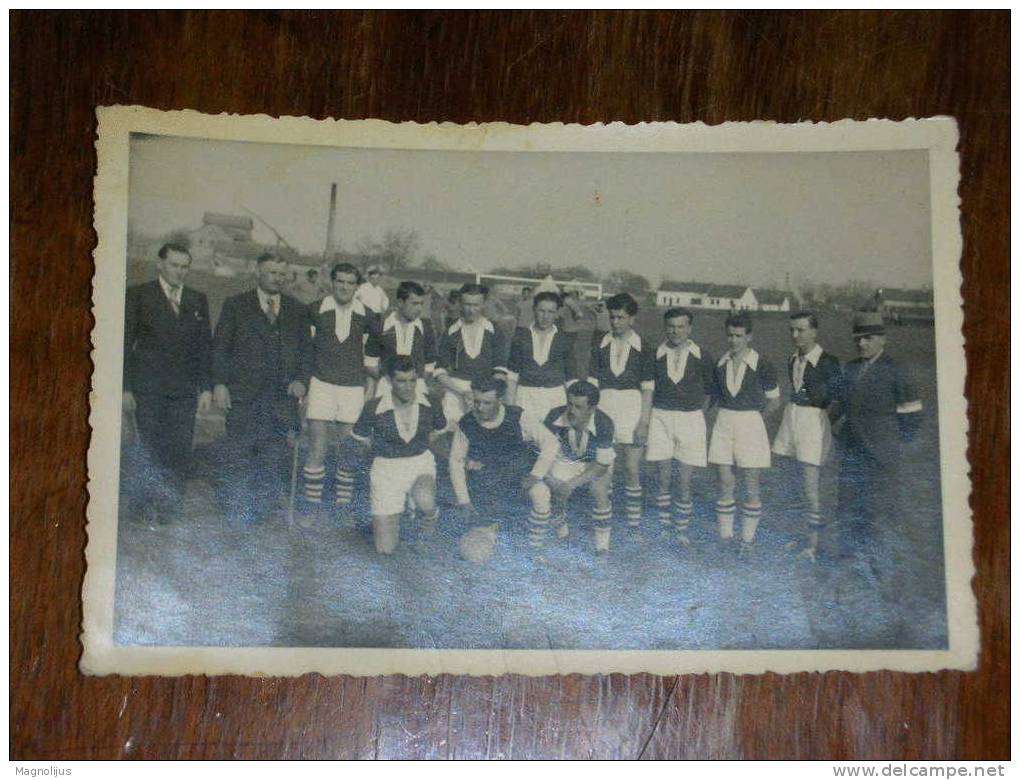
[325,182,338,259]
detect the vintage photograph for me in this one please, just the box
[84,109,974,675]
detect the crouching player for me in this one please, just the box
[543,381,616,553]
[350,356,446,554]
[771,311,842,561]
[587,293,654,530]
[708,313,782,554]
[450,376,560,563]
[646,308,716,547]
[506,291,576,424]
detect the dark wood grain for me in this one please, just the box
[10,10,1008,760]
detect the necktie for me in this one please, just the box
[267,297,279,325]
[167,288,180,316]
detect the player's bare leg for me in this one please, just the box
[591,471,613,553]
[716,464,737,544]
[739,467,763,556]
[372,513,401,554]
[674,461,696,547]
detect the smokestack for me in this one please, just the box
[325,182,338,258]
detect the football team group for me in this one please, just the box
[123,245,924,565]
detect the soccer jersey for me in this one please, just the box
[351,388,446,459]
[787,344,842,408]
[507,325,574,388]
[310,297,376,387]
[449,404,558,505]
[652,340,716,411]
[544,406,616,466]
[435,317,508,383]
[714,348,780,411]
[587,331,655,392]
[366,312,438,376]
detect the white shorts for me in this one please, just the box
[441,377,472,430]
[599,388,643,446]
[369,450,436,517]
[708,409,771,469]
[548,457,611,490]
[772,403,832,466]
[645,408,708,466]
[375,375,428,399]
[306,376,366,424]
[515,384,567,426]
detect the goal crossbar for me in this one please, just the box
[476,272,602,299]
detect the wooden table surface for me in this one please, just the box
[10,11,1008,760]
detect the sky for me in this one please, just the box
[128,134,934,289]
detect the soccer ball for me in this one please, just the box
[459,525,497,563]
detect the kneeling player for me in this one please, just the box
[351,356,446,554]
[449,376,560,562]
[646,308,716,546]
[708,313,781,554]
[543,381,616,553]
[771,311,842,561]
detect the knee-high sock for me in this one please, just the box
[419,506,439,533]
[624,486,643,528]
[528,508,550,548]
[741,502,762,544]
[592,505,612,551]
[335,467,355,507]
[654,492,672,526]
[302,465,326,504]
[716,499,736,539]
[673,499,694,534]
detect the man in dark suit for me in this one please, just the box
[123,243,212,524]
[834,310,923,560]
[212,252,313,525]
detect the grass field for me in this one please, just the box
[114,264,947,650]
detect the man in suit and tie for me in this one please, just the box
[212,252,313,525]
[122,243,212,524]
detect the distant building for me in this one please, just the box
[188,212,255,261]
[656,281,757,311]
[877,287,934,324]
[754,288,792,312]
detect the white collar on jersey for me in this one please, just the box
[656,340,701,360]
[319,295,366,316]
[448,317,494,335]
[791,343,823,367]
[600,330,642,351]
[376,385,431,414]
[553,411,598,435]
[530,323,558,337]
[383,312,424,334]
[718,347,760,371]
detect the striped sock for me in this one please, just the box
[716,500,736,539]
[673,499,694,534]
[528,508,550,548]
[302,465,326,505]
[655,492,672,526]
[419,507,439,534]
[592,505,612,552]
[334,468,355,507]
[553,512,569,539]
[624,487,643,528]
[741,503,763,544]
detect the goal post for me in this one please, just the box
[475,272,603,300]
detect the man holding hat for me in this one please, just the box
[834,310,923,559]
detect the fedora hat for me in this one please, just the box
[852,310,886,337]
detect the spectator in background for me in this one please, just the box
[516,286,535,328]
[356,264,390,319]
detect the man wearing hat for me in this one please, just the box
[834,310,923,559]
[356,265,390,319]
